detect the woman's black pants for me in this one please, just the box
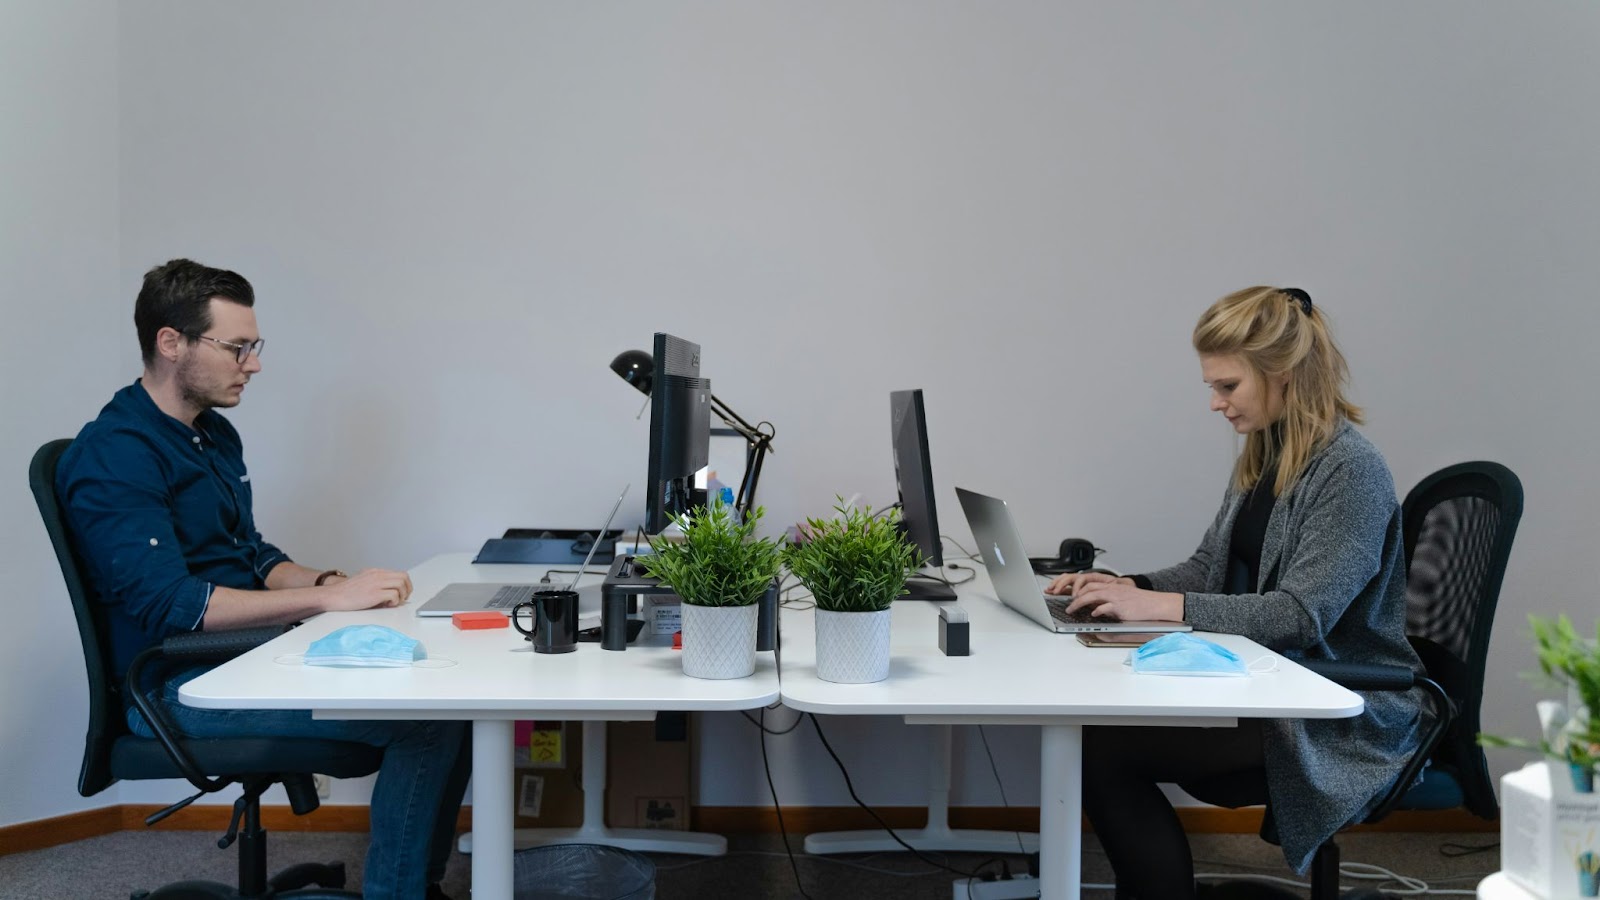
[1082,720,1269,899]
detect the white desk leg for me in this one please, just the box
[505,720,727,855]
[1039,723,1082,900]
[804,724,1040,855]
[471,719,514,900]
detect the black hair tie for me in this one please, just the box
[1281,287,1313,315]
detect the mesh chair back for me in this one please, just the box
[29,438,125,798]
[1401,461,1522,819]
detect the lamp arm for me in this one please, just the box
[735,436,772,518]
[710,394,774,451]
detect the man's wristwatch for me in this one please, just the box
[314,569,347,587]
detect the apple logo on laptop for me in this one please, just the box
[992,543,1006,566]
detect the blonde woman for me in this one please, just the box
[1044,286,1423,898]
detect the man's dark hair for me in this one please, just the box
[134,259,256,366]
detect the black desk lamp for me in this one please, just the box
[610,350,775,519]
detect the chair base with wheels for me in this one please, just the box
[123,769,359,900]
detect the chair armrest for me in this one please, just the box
[125,625,294,795]
[160,625,291,663]
[1296,659,1418,692]
[1296,659,1459,821]
[1307,664,1456,825]
[1274,656,1462,827]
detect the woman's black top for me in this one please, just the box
[1225,461,1278,594]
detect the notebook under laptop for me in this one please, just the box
[415,485,629,618]
[954,487,1191,635]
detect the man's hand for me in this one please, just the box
[1063,581,1184,622]
[1044,571,1130,596]
[203,567,414,630]
[320,568,413,611]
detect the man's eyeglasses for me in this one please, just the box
[188,333,266,364]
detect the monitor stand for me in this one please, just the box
[902,574,956,601]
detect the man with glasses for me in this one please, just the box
[56,259,469,900]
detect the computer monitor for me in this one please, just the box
[890,389,956,601]
[645,333,711,534]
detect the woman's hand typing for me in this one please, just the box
[1064,580,1184,622]
[1044,570,1130,596]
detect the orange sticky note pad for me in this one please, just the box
[452,611,509,629]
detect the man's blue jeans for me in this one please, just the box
[130,664,472,900]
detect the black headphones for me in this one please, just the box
[1029,538,1102,575]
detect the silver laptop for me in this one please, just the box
[954,487,1190,635]
[415,485,628,617]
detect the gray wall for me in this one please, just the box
[5,0,1599,827]
[1,0,122,826]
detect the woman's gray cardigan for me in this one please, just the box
[1141,420,1423,872]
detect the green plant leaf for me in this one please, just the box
[1478,614,1600,772]
[635,502,783,607]
[781,498,924,612]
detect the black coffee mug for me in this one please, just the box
[512,589,579,654]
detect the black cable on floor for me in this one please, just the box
[761,707,813,899]
[976,725,1028,856]
[806,714,981,880]
[1439,839,1499,857]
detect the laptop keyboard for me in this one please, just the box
[1043,594,1101,626]
[484,585,536,609]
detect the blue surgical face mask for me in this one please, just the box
[1126,632,1249,677]
[304,625,425,668]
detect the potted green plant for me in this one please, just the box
[783,500,922,684]
[637,502,784,679]
[1481,615,1600,793]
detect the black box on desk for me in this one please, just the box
[939,614,970,656]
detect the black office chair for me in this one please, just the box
[31,438,384,899]
[1195,460,1524,900]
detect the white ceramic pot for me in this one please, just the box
[680,603,759,680]
[814,608,892,684]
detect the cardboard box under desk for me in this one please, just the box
[607,718,691,830]
[509,718,692,831]
[512,722,583,828]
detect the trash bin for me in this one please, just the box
[512,844,656,900]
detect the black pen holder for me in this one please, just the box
[938,611,970,656]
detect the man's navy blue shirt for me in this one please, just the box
[57,381,291,676]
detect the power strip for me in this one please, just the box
[951,875,1041,899]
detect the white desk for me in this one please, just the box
[180,553,780,900]
[777,568,1364,900]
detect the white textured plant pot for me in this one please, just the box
[680,603,759,680]
[815,608,892,684]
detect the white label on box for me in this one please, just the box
[645,596,682,636]
[518,774,545,818]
